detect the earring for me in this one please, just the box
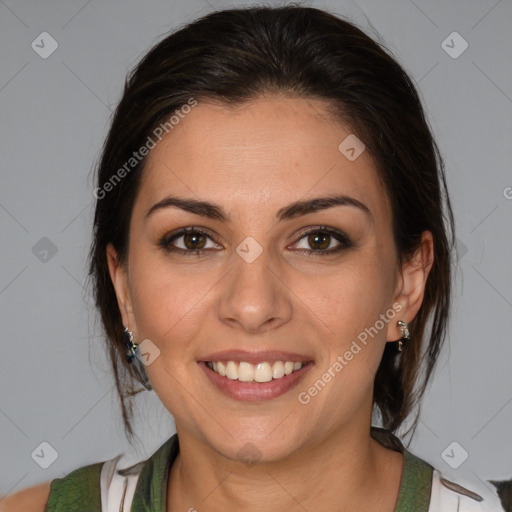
[397,320,410,352]
[123,327,138,363]
[122,326,152,390]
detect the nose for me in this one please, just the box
[217,244,293,334]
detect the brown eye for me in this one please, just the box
[183,232,207,250]
[307,232,331,250]
[292,226,352,256]
[159,227,222,255]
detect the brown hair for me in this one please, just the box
[88,5,455,440]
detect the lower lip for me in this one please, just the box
[198,361,314,401]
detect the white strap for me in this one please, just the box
[100,455,143,512]
[429,469,506,511]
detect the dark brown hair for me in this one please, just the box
[88,5,455,440]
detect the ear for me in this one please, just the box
[106,243,137,331]
[386,231,434,342]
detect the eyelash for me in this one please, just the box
[158,226,352,257]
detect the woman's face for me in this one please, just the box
[108,96,429,462]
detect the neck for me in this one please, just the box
[166,424,404,512]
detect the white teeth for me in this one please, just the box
[254,362,272,383]
[226,361,238,380]
[284,361,294,375]
[238,362,254,382]
[272,361,285,379]
[206,360,306,382]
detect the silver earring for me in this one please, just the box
[397,320,410,352]
[122,327,152,390]
[123,327,138,363]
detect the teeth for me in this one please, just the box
[218,361,226,376]
[254,362,273,383]
[226,361,238,380]
[272,361,285,379]
[238,362,254,382]
[206,360,306,382]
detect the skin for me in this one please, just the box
[106,96,434,512]
[1,482,50,511]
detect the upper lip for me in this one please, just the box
[198,350,314,365]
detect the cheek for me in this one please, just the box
[305,256,395,387]
[127,249,186,339]
[296,262,393,418]
[127,249,219,365]
[313,258,393,333]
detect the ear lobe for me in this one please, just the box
[387,231,434,341]
[106,243,134,327]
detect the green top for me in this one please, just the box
[44,427,433,512]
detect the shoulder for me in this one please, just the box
[371,428,506,511]
[45,460,105,511]
[1,457,122,512]
[0,481,52,512]
[1,457,114,512]
[1,461,106,512]
[2,435,177,512]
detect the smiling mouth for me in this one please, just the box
[204,360,312,383]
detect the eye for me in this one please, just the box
[158,227,222,255]
[290,226,352,256]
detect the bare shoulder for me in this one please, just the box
[0,481,52,512]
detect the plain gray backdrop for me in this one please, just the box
[1,0,511,499]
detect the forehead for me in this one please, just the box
[137,96,390,223]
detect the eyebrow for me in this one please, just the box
[144,194,372,223]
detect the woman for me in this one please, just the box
[3,5,505,511]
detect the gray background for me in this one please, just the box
[1,0,511,499]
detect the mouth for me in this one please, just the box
[198,358,314,401]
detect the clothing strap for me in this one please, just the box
[430,470,506,511]
[100,454,143,512]
[128,434,178,512]
[371,426,433,511]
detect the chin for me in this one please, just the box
[204,424,304,466]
